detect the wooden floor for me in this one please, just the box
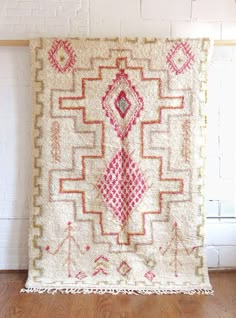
[0,271,235,318]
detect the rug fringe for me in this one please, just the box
[20,287,214,296]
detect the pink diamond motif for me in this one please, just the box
[102,70,144,140]
[166,42,194,75]
[75,271,87,280]
[97,148,147,224]
[144,270,156,282]
[48,40,76,73]
[117,261,132,276]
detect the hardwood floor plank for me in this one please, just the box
[0,271,235,318]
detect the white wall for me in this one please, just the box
[0,0,235,269]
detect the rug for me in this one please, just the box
[23,38,213,294]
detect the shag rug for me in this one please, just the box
[23,37,213,295]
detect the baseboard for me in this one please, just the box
[0,269,28,273]
[209,267,236,272]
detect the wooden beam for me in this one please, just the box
[0,40,29,46]
[0,39,236,47]
[214,40,236,46]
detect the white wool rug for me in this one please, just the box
[22,38,213,295]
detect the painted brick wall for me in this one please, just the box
[0,0,236,39]
[0,0,235,269]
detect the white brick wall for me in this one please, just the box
[142,0,192,21]
[0,0,89,38]
[0,0,235,269]
[0,0,235,39]
[192,0,236,22]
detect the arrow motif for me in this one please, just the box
[159,222,196,277]
[45,221,90,278]
[93,255,109,276]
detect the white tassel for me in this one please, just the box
[20,287,214,296]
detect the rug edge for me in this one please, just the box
[20,286,214,295]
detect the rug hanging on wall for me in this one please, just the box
[23,37,213,295]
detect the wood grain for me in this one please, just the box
[0,271,235,318]
[0,40,235,47]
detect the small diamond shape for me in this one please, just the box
[117,261,132,276]
[75,271,87,280]
[144,270,156,282]
[48,40,76,73]
[115,90,131,118]
[166,42,194,75]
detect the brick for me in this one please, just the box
[57,2,82,10]
[16,1,40,10]
[220,155,235,179]
[90,0,140,19]
[38,0,62,10]
[206,247,219,267]
[0,220,29,249]
[81,0,89,11]
[56,3,82,17]
[44,17,68,26]
[14,24,28,34]
[40,24,71,37]
[0,219,28,235]
[206,70,220,157]
[0,0,89,37]
[219,246,236,267]
[71,13,88,26]
[219,179,234,201]
[0,16,21,24]
[32,9,56,17]
[0,88,20,115]
[206,200,220,217]
[212,46,234,62]
[0,188,5,201]
[90,16,121,37]
[0,247,28,270]
[70,25,88,37]
[205,178,221,201]
[27,23,46,33]
[220,200,235,217]
[20,16,44,25]
[192,0,236,22]
[0,25,27,38]
[121,18,170,37]
[142,0,191,20]
[56,7,79,17]
[171,22,221,39]
[206,155,220,179]
[6,8,32,16]
[70,17,89,34]
[206,221,236,245]
[2,0,18,9]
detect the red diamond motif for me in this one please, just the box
[166,42,194,75]
[97,148,147,224]
[75,271,87,280]
[102,70,144,140]
[48,40,76,73]
[144,270,156,282]
[117,261,132,276]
